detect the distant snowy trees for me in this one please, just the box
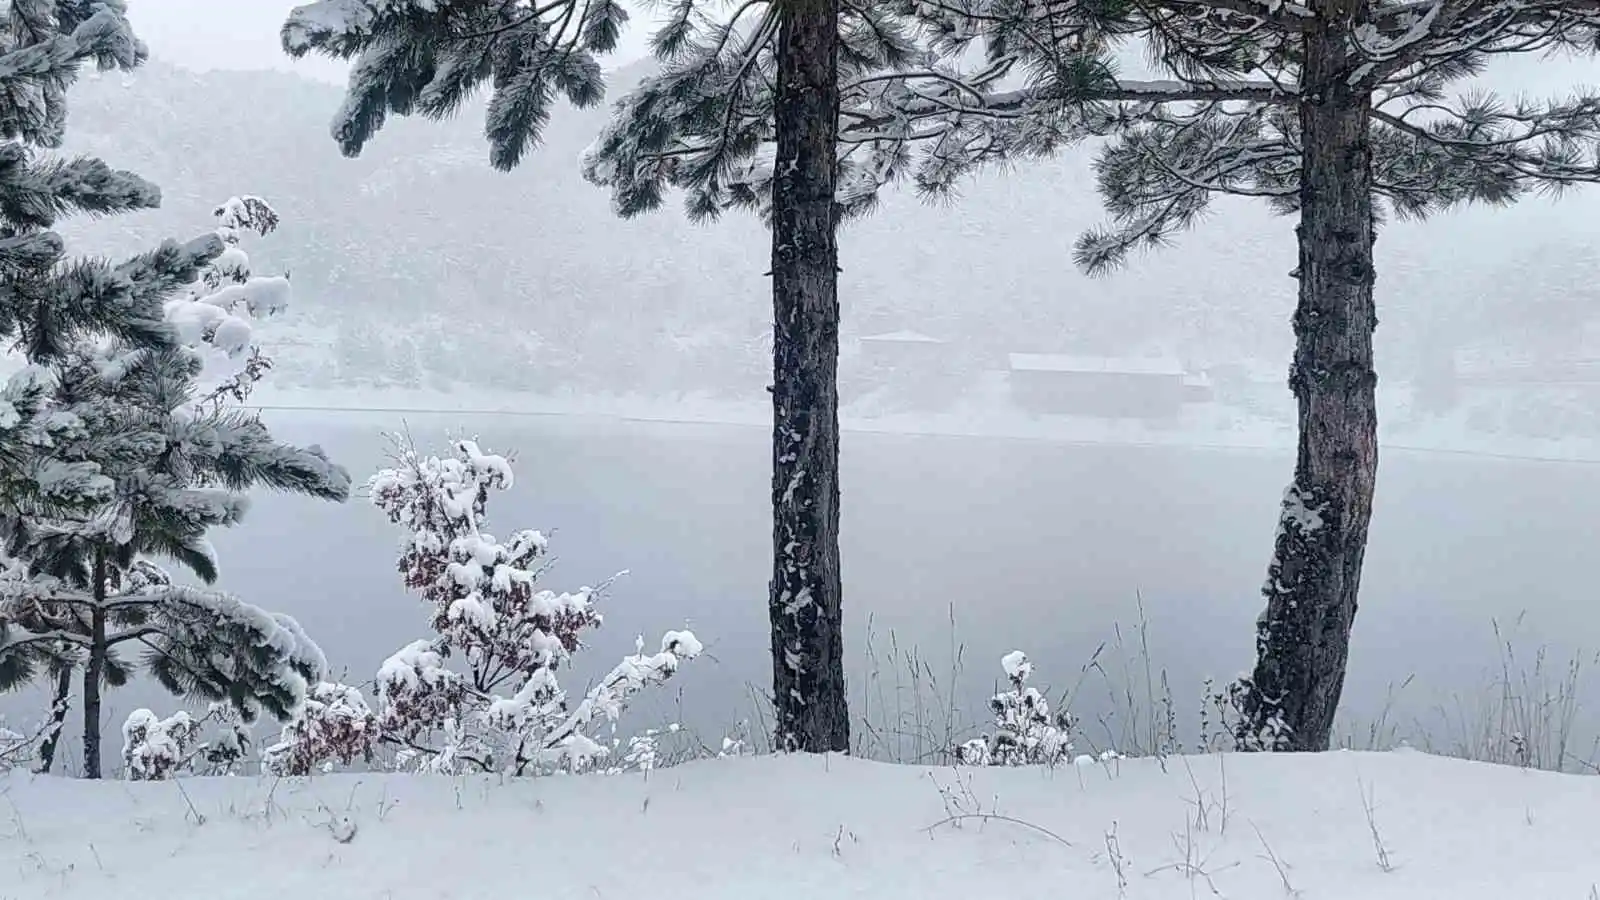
[264,438,700,777]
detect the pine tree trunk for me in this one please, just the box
[82,548,108,779]
[768,0,849,754]
[1236,4,1378,753]
[34,664,72,774]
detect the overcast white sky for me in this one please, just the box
[128,0,654,82]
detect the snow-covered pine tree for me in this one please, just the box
[264,437,700,776]
[2,195,305,775]
[763,0,847,754]
[0,2,240,774]
[584,0,1026,754]
[863,0,1600,751]
[0,295,351,777]
[0,2,228,518]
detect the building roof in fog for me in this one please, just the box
[859,330,945,344]
[1007,353,1186,376]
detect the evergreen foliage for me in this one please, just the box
[0,184,351,776]
[281,0,628,170]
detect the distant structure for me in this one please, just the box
[858,330,950,373]
[1007,353,1209,419]
[851,330,960,410]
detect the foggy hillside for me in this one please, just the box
[54,58,1600,398]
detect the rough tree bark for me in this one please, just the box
[34,664,72,773]
[768,0,849,753]
[82,547,107,778]
[1235,0,1378,753]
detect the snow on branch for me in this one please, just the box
[134,584,329,723]
[581,0,1299,222]
[585,1,1056,223]
[1353,0,1600,86]
[831,0,1600,278]
[162,196,291,407]
[282,0,625,168]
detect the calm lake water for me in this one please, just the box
[10,409,1600,767]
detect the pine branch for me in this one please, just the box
[1163,0,1316,29]
[0,624,91,652]
[1354,0,1600,89]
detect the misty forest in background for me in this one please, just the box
[48,52,1600,407]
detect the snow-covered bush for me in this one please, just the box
[122,709,203,781]
[120,704,255,781]
[262,681,379,776]
[0,717,32,772]
[958,651,1076,767]
[269,437,701,776]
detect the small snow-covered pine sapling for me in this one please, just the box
[352,436,702,775]
[0,330,350,778]
[958,651,1076,767]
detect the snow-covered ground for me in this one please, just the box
[3,750,1596,898]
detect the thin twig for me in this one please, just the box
[925,812,1074,848]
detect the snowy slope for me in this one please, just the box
[4,750,1597,898]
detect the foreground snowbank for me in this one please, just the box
[4,750,1596,898]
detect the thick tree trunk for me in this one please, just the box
[768,0,849,754]
[1236,3,1378,753]
[82,548,108,779]
[34,663,72,774]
